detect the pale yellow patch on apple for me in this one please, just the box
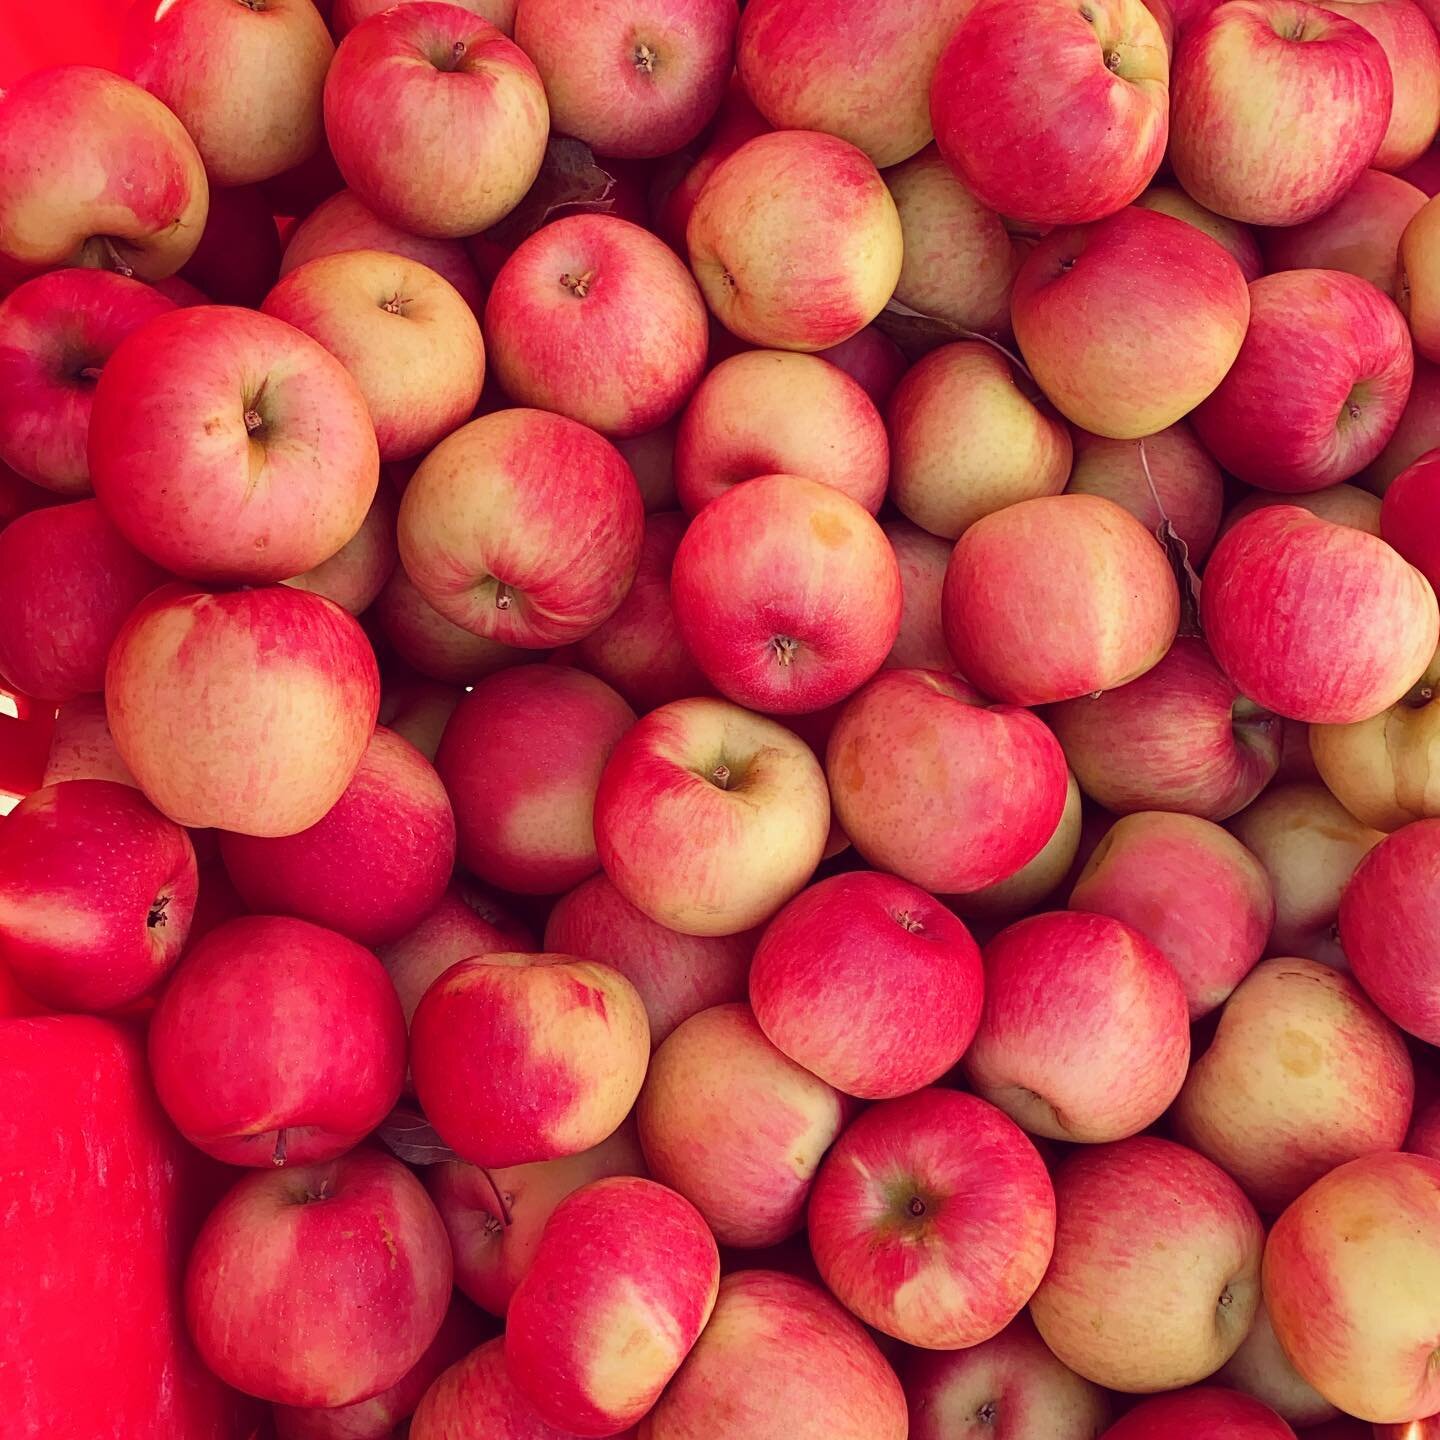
[581,1278,687,1415]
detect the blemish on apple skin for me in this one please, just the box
[809,510,850,549]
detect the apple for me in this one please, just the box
[0,66,209,280]
[1412,1089,1440,1160]
[1201,507,1438,724]
[1382,448,1440,593]
[615,423,679,512]
[411,954,649,1167]
[1013,206,1250,440]
[818,325,909,410]
[505,1176,719,1436]
[1169,0,1392,227]
[882,520,954,672]
[1264,1151,1440,1423]
[1217,1297,1339,1429]
[1224,481,1384,537]
[931,0,1169,226]
[171,182,281,310]
[373,566,525,685]
[0,268,175,494]
[334,0,516,37]
[397,408,644,647]
[89,305,378,583]
[808,1088,1054,1348]
[105,583,379,837]
[436,664,635,894]
[887,341,1073,540]
[1365,357,1440,492]
[686,130,903,350]
[0,779,195,1011]
[377,679,459,763]
[185,1150,453,1407]
[323,4,548,239]
[1399,195,1440,362]
[1099,1388,1298,1439]
[43,694,137,789]
[284,488,398,616]
[1134,182,1264,280]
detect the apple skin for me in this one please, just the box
[827,668,1069,894]
[505,1176,719,1436]
[1364,358,1440,493]
[1032,1137,1264,1393]
[373,566,525,685]
[675,349,887,516]
[323,4,548,239]
[1217,1297,1339,1429]
[808,1088,1054,1349]
[943,494,1180,706]
[0,779,196,1012]
[1382,449,1440,594]
[818,325,908,410]
[1169,1,1392,227]
[397,408,645,648]
[89,305,379,583]
[514,0,735,160]
[1099,1388,1297,1439]
[411,954,650,1168]
[544,873,753,1046]
[595,696,831,936]
[1135,182,1265,280]
[0,66,209,281]
[1224,481,1383,537]
[615,423,679,513]
[638,1269,908,1440]
[0,500,167,704]
[1202,507,1439,725]
[105,583,380,837]
[334,0,516,37]
[887,342,1073,540]
[748,871,983,1100]
[931,0,1168,226]
[172,182,280,310]
[636,1002,847,1247]
[882,520,954,672]
[1398,195,1440,362]
[378,679,460,763]
[428,1121,647,1316]
[1412,1092,1440,1160]
[964,910,1190,1143]
[1191,270,1414,493]
[686,130,903,351]
[902,1313,1113,1440]
[185,1149,453,1408]
[219,726,455,948]
[284,487,398,616]
[1264,1152,1440,1423]
[1069,811,1274,1018]
[0,268,175,494]
[43,694,137,789]
[1013,206,1250,440]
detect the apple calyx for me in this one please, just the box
[893,910,925,935]
[380,293,410,317]
[147,893,171,929]
[633,42,658,74]
[771,635,800,667]
[560,268,597,298]
[976,1400,999,1426]
[1405,679,1437,709]
[906,1195,927,1218]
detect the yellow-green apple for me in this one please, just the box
[1365,357,1440,491]
[639,1269,908,1440]
[943,494,1180,705]
[411,953,649,1166]
[283,488,398,616]
[1135,183,1265,279]
[218,726,455,947]
[505,1176,719,1435]
[514,0,735,159]
[0,779,194,1011]
[148,915,405,1167]
[1224,481,1383,536]
[887,342,1073,539]
[323,4,548,238]
[373,566,525,685]
[1032,1137,1264,1391]
[173,182,280,309]
[675,349,887,515]
[670,473,901,714]
[1069,811,1274,1017]
[1264,1151,1440,1422]
[1230,781,1383,958]
[544,873,753,1045]
[261,249,484,462]
[184,1150,453,1406]
[378,679,460,762]
[0,66,209,280]
[819,324,908,409]
[964,911,1190,1142]
[89,306,378,582]
[736,0,968,167]
[334,0,516,36]
[122,0,333,186]
[0,269,175,494]
[882,519,954,673]
[1012,206,1250,439]
[1383,449,1440,592]
[748,871,983,1099]
[1218,1297,1339,1428]
[1099,1388,1298,1439]
[931,0,1168,225]
[686,130,903,350]
[105,584,379,836]
[1202,507,1438,723]
[808,1089,1054,1348]
[43,695,136,789]
[0,500,166,704]
[397,408,644,647]
[902,1313,1113,1440]
[427,1121,646,1315]
[595,697,830,935]
[1174,957,1415,1211]
[885,145,1034,336]
[1169,0,1392,226]
[636,1002,845,1246]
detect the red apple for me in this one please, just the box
[175,183,281,309]
[334,0,516,36]
[1225,480,1384,537]
[615,422,679,512]
[1365,357,1440,492]
[1134,182,1265,280]
[1382,448,1440,592]
[284,487,398,616]
[378,678,461,762]
[882,519,954,672]
[373,566,525,685]
[818,325,908,410]
[1100,1388,1297,1439]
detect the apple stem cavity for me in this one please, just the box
[477,1166,513,1228]
[976,1401,999,1426]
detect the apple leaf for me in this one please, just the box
[1158,518,1204,638]
[482,138,618,252]
[376,1102,460,1166]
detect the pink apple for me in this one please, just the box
[185,1149,453,1406]
[1382,447,1440,592]
[1100,1388,1298,1439]
[1365,356,1440,492]
[43,694,136,789]
[1134,182,1265,280]
[333,0,516,36]
[1217,1298,1339,1429]
[378,678,461,762]
[0,779,195,1011]
[373,566,525,685]
[324,4,548,238]
[818,325,909,410]
[882,520,954,672]
[105,583,379,836]
[283,487,398,616]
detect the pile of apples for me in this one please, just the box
[8,0,1440,1436]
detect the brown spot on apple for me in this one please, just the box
[809,510,850,548]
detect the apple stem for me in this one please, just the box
[243,409,264,435]
[955,327,1033,384]
[451,40,466,64]
[494,582,514,611]
[99,236,134,278]
[273,1129,288,1168]
[710,763,731,790]
[478,1167,513,1228]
